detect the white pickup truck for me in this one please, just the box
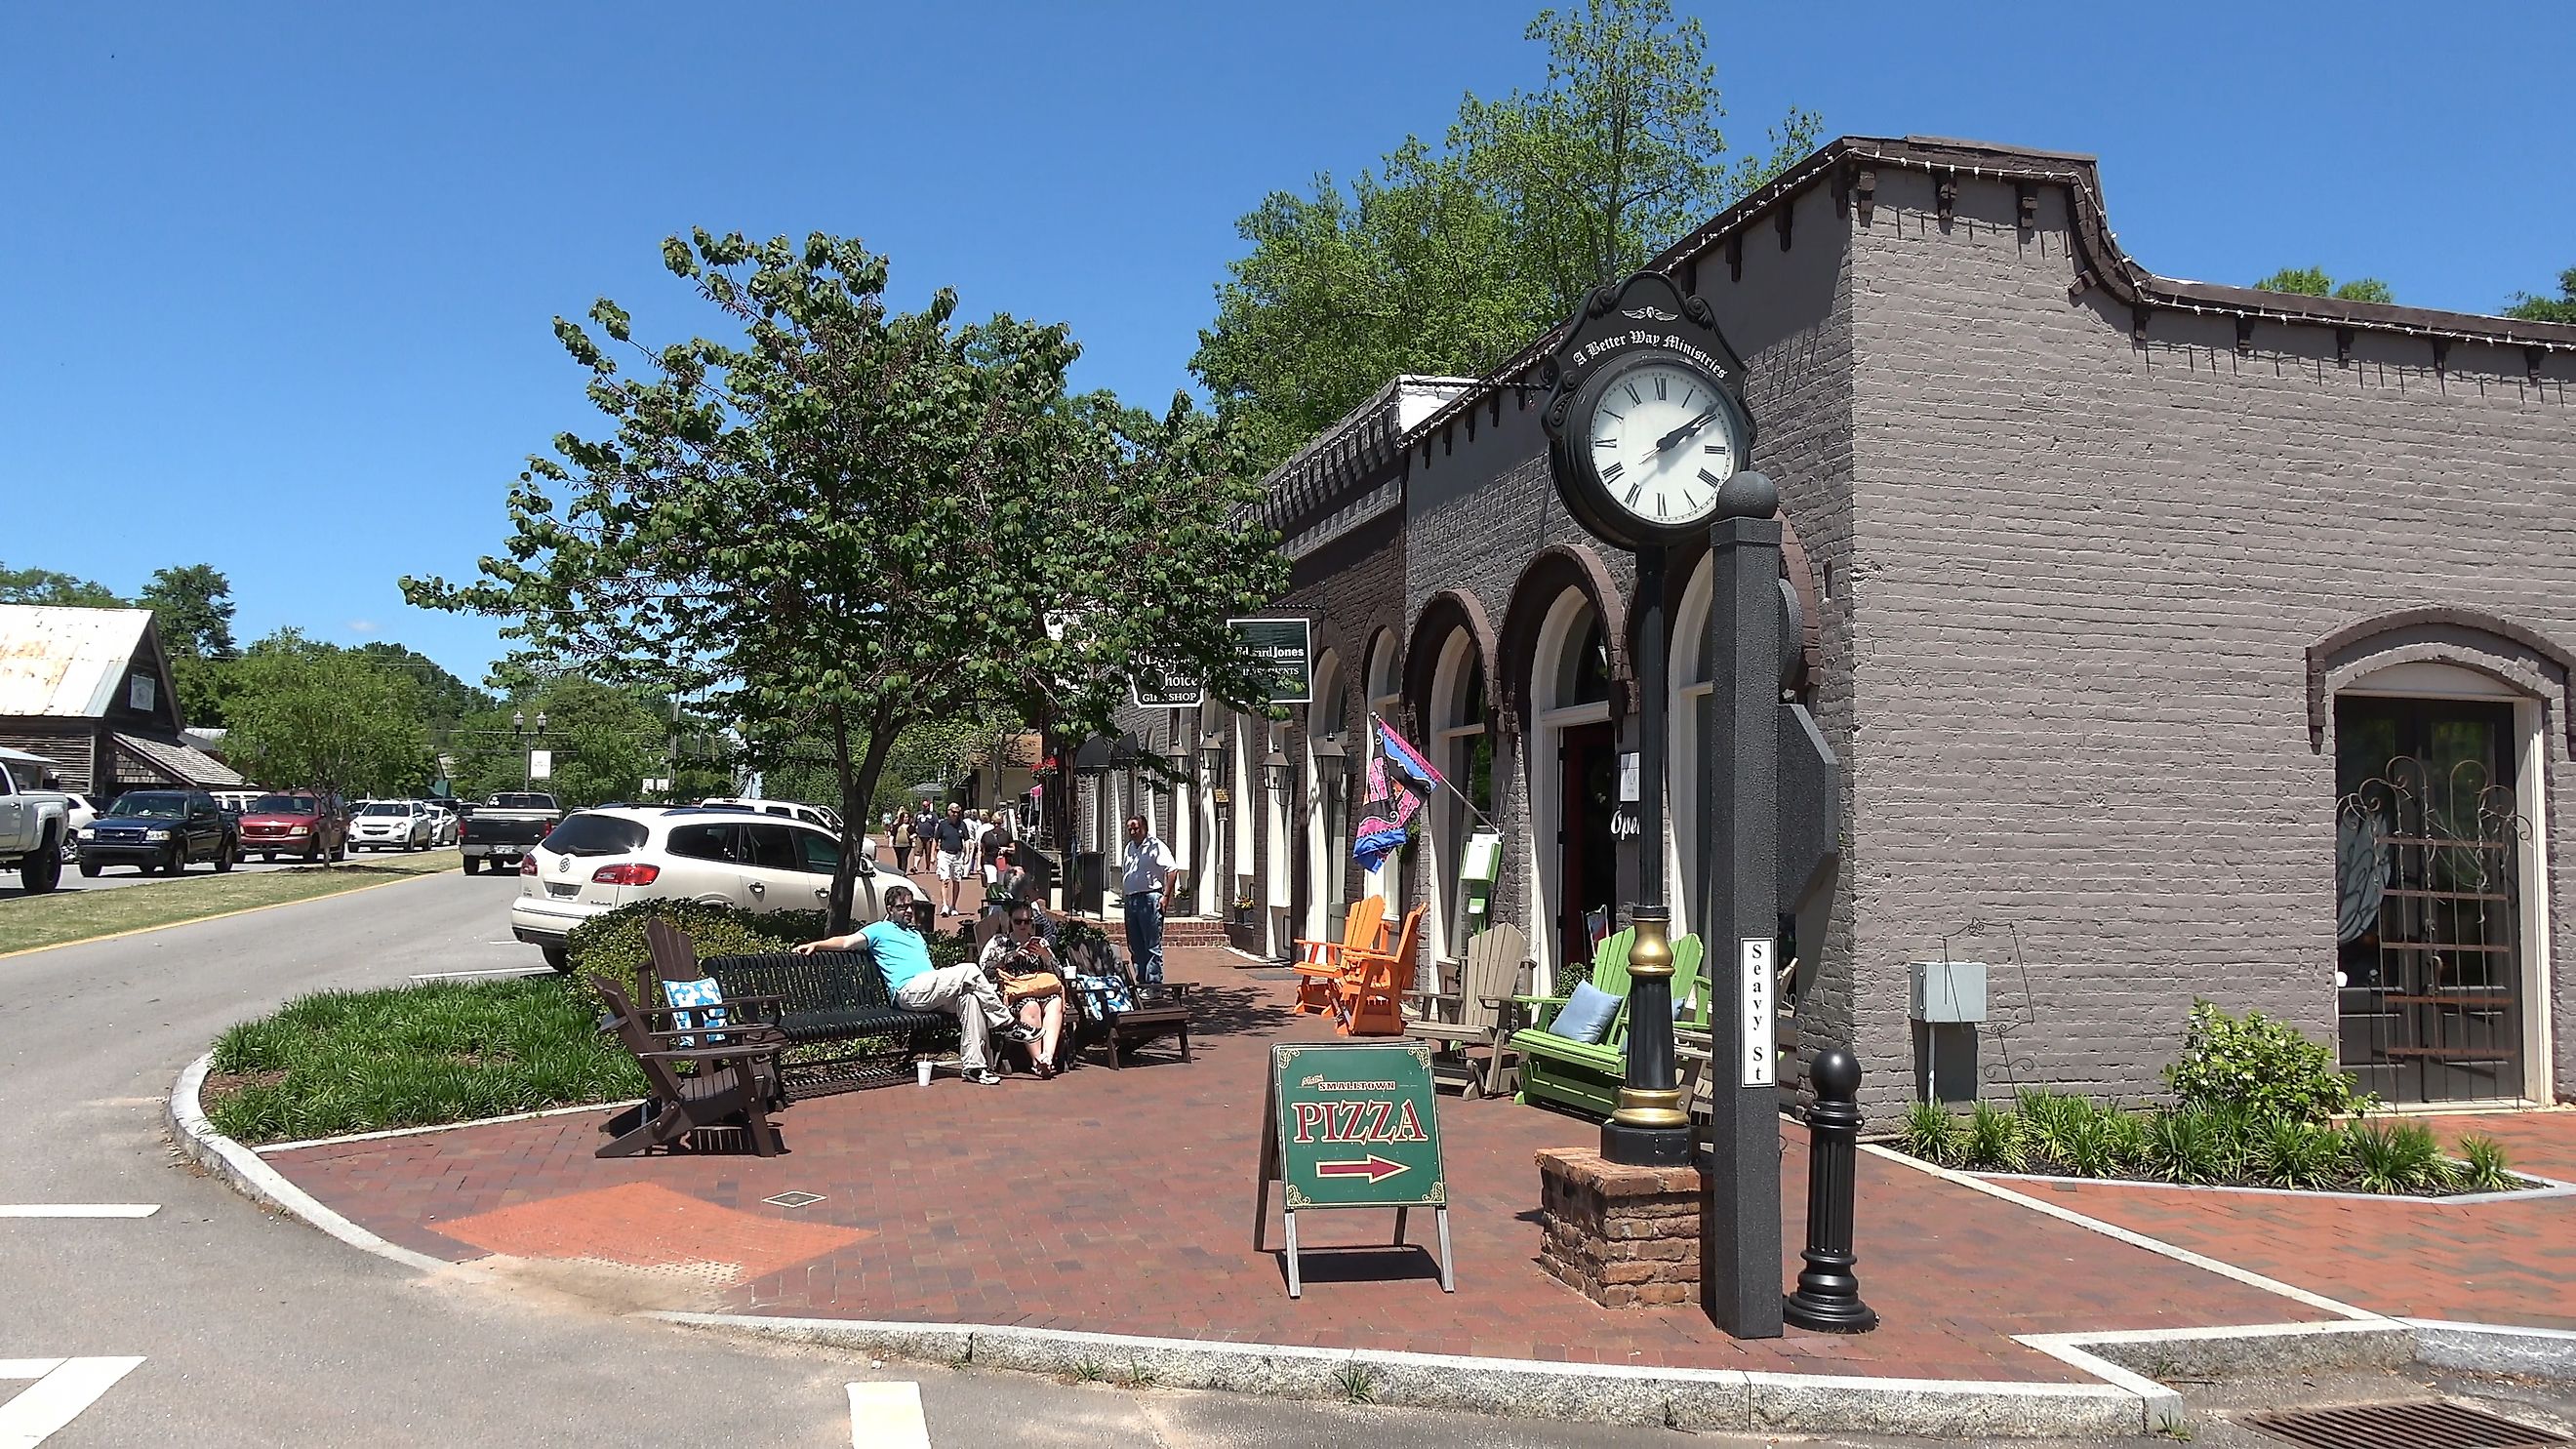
[0,749,73,894]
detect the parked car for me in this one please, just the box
[461,791,562,875]
[237,791,348,864]
[509,805,906,971]
[423,800,460,847]
[697,797,873,859]
[59,791,98,861]
[0,750,74,893]
[76,789,237,876]
[350,799,434,851]
[210,789,262,815]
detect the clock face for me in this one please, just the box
[1579,357,1744,532]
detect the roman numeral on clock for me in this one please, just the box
[1655,376,1669,400]
[1624,382,1642,405]
[1601,461,1625,483]
[1698,468,1722,485]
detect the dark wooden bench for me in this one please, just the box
[694,948,960,1099]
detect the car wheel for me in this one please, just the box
[332,839,346,862]
[262,854,275,864]
[20,833,62,893]
[77,859,101,878]
[304,845,320,864]
[463,856,480,875]
[215,840,235,874]
[541,944,572,974]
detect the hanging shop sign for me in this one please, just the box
[1253,1039,1454,1298]
[1228,617,1313,704]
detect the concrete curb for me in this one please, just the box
[168,1058,2576,1438]
[643,1311,2151,1437]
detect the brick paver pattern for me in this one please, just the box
[270,930,2342,1382]
[2037,1110,2576,1330]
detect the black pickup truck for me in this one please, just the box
[459,791,562,874]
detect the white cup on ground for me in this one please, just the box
[915,1060,933,1088]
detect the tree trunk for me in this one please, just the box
[827,705,899,934]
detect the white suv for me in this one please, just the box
[508,806,907,971]
[350,799,433,851]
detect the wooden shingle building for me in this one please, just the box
[0,604,243,800]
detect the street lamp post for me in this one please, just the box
[511,710,547,791]
[1601,543,1690,1168]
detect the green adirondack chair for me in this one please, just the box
[1509,929,1707,1119]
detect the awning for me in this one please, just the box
[112,733,245,787]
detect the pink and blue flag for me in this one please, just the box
[1374,716,1445,792]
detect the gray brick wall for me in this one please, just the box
[1845,167,2576,1116]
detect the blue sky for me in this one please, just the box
[7,2,2566,688]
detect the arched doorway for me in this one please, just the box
[1526,590,1617,986]
[1669,552,1714,942]
[1363,629,1404,912]
[1302,650,1348,943]
[1426,631,1494,962]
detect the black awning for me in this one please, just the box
[1070,735,1117,772]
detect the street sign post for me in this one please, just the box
[1253,1039,1454,1298]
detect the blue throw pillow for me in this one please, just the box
[1552,981,1621,1045]
[663,977,730,1045]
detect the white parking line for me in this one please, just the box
[0,1205,158,1218]
[847,1382,930,1449]
[0,1357,144,1447]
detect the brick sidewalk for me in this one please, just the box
[2035,1110,2576,1330]
[261,941,2352,1386]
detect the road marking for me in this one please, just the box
[409,966,549,981]
[0,1356,144,1447]
[0,1205,158,1218]
[847,1382,930,1449]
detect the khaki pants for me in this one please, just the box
[896,964,1015,1072]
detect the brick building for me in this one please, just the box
[1108,136,2576,1118]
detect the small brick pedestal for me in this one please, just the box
[1535,1147,1703,1308]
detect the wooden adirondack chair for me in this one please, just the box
[1337,904,1426,1036]
[1403,922,1531,1097]
[1509,929,1710,1119]
[1290,896,1387,1017]
[590,973,788,1158]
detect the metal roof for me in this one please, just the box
[113,733,245,786]
[0,606,155,719]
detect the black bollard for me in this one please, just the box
[1783,1048,1878,1333]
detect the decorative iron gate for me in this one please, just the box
[2334,698,2530,1105]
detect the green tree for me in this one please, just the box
[2505,266,2576,323]
[2253,266,2395,303]
[140,564,237,658]
[406,230,1288,928]
[1195,0,1819,473]
[224,630,430,823]
[445,678,666,807]
[0,563,125,608]
[353,642,498,733]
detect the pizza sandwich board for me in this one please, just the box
[1251,1038,1454,1299]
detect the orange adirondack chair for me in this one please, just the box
[1338,905,1426,1036]
[1291,896,1388,1016]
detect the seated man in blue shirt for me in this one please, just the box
[793,888,1026,1085]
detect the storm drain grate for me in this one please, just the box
[2245,1400,2569,1449]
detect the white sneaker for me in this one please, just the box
[964,1068,1002,1086]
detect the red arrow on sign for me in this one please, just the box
[1314,1154,1410,1184]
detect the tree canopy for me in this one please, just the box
[223,630,430,810]
[2505,266,2576,324]
[406,228,1288,926]
[0,562,124,608]
[442,676,715,807]
[1194,0,1820,474]
[2253,266,2395,304]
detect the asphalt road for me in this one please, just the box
[0,868,1798,1448]
[0,849,424,903]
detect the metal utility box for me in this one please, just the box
[1909,960,1988,1024]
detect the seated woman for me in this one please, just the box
[979,901,1069,1076]
[986,845,1034,912]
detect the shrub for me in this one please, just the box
[2144,1108,2233,1186]
[2164,1000,2370,1125]
[563,899,825,1011]
[2457,1135,2516,1193]
[2347,1119,2449,1194]
[1903,1101,1966,1165]
[2252,1116,2343,1189]
[2061,1109,2138,1179]
[1964,1099,2026,1172]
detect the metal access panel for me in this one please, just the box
[1908,960,1987,1024]
[2245,1399,2568,1449]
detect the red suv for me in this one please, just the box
[236,790,349,864]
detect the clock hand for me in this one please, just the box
[1653,405,1720,454]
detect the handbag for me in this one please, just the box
[998,969,1064,1003]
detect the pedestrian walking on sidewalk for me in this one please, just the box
[932,802,975,917]
[1117,813,1177,986]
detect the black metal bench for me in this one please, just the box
[699,948,959,1099]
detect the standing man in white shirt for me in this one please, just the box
[1117,812,1178,986]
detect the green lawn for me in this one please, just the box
[0,853,456,957]
[205,975,642,1145]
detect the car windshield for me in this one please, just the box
[250,795,317,814]
[489,793,556,811]
[361,802,410,816]
[107,793,189,818]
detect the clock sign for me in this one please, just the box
[1538,270,1756,551]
